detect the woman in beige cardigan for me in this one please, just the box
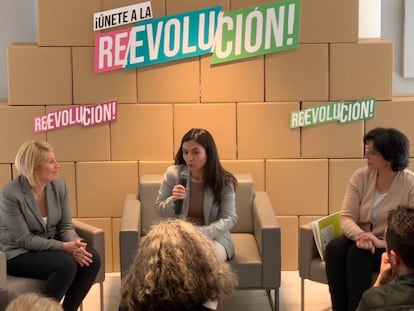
[325,127,414,311]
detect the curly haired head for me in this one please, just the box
[120,219,238,311]
[5,293,62,311]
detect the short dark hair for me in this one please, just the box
[386,206,414,270]
[363,127,410,171]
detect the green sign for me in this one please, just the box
[290,98,376,128]
[211,0,301,64]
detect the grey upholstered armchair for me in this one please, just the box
[299,222,329,311]
[299,221,378,311]
[0,219,106,311]
[120,174,281,311]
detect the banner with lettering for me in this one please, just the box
[290,98,376,128]
[94,0,301,73]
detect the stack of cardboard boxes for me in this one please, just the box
[1,0,412,272]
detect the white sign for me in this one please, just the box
[93,2,152,31]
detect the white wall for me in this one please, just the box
[0,0,37,100]
[382,0,414,94]
[1,0,412,99]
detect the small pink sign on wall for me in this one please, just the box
[33,100,117,133]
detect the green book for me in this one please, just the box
[311,211,343,261]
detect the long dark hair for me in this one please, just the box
[174,128,237,205]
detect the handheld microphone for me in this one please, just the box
[175,170,189,215]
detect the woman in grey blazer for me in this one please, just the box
[0,140,100,311]
[155,128,238,260]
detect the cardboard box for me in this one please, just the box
[44,105,111,161]
[329,159,366,214]
[277,216,299,270]
[8,44,72,106]
[111,218,121,272]
[137,59,200,103]
[102,0,166,17]
[265,44,329,101]
[72,47,137,104]
[366,98,414,156]
[222,159,265,190]
[299,0,358,43]
[0,106,46,162]
[110,104,173,160]
[174,104,237,159]
[0,165,12,188]
[266,159,328,216]
[138,161,173,177]
[200,55,264,103]
[237,102,300,158]
[59,162,78,217]
[74,218,113,272]
[37,0,100,46]
[166,0,229,14]
[76,161,138,218]
[330,39,393,101]
[301,102,364,158]
[230,0,276,10]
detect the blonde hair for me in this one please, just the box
[14,140,55,186]
[121,219,238,311]
[5,293,63,311]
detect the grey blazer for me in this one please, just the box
[0,176,79,260]
[154,165,238,259]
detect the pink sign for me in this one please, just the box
[95,29,131,73]
[33,100,117,133]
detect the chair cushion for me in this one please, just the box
[7,275,45,294]
[230,233,262,288]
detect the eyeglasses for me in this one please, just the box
[365,147,379,156]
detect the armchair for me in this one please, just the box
[0,219,105,311]
[120,174,281,311]
[299,221,377,311]
[299,222,328,311]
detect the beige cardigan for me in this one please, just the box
[340,167,414,240]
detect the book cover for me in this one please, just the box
[311,211,343,261]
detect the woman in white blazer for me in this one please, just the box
[0,140,100,311]
[155,128,238,261]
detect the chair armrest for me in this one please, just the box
[299,222,319,279]
[119,193,141,279]
[73,219,105,284]
[253,191,281,289]
[0,251,7,288]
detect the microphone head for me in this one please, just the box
[180,170,189,185]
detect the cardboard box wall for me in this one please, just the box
[3,0,399,271]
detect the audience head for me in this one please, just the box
[14,140,56,186]
[121,219,237,311]
[363,127,409,171]
[386,206,414,271]
[5,293,63,311]
[0,288,16,311]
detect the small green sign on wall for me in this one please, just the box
[290,98,376,128]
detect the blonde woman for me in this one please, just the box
[0,140,101,311]
[120,219,238,311]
